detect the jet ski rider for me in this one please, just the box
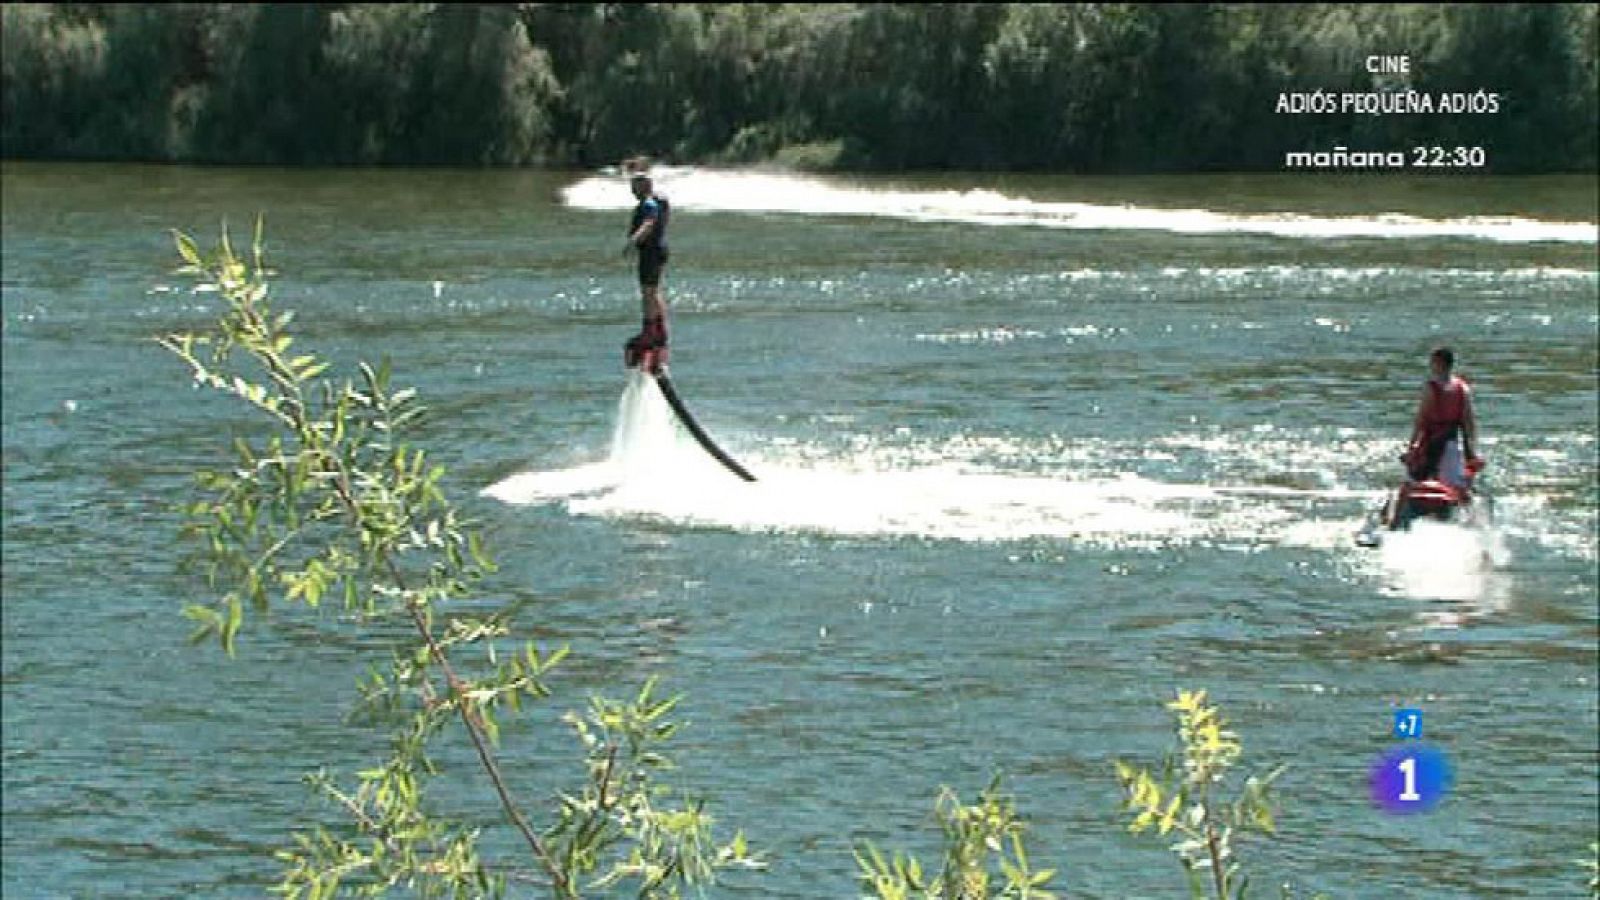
[1403,346,1483,489]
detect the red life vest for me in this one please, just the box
[1421,375,1468,444]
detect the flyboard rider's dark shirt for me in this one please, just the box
[630,195,670,253]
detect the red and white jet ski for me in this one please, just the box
[1356,457,1490,548]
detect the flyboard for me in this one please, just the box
[625,319,755,481]
[653,370,757,482]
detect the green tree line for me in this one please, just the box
[4,3,1596,172]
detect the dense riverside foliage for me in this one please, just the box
[3,3,1595,172]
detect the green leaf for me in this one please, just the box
[1002,858,1024,884]
[183,603,220,625]
[223,594,243,656]
[480,706,500,746]
[183,604,220,645]
[252,213,266,274]
[174,231,203,268]
[546,644,571,670]
[467,531,495,571]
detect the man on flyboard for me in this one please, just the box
[621,161,670,375]
[612,161,757,483]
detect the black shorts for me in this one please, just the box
[637,246,669,287]
[1408,430,1455,481]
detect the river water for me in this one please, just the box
[2,161,1596,897]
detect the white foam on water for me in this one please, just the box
[562,168,1598,244]
[486,375,1374,551]
[485,390,1592,577]
[481,371,722,505]
[478,462,617,506]
[1370,519,1514,621]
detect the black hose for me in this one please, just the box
[654,373,757,483]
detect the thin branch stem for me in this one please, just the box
[320,779,403,856]
[597,743,620,810]
[403,595,569,894]
[1206,821,1227,900]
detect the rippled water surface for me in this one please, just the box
[3,162,1597,898]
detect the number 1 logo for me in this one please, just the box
[1371,746,1452,814]
[1397,756,1420,801]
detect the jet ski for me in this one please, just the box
[1356,458,1490,548]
